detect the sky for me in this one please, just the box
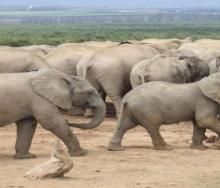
[0,0,220,8]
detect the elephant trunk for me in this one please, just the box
[68,100,106,129]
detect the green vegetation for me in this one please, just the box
[1,23,220,46]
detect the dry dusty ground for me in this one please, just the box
[1,115,220,188]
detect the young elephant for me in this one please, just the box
[130,54,209,88]
[0,69,106,159]
[108,72,220,151]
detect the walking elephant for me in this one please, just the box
[0,49,49,73]
[77,43,159,115]
[130,53,210,88]
[108,72,220,151]
[0,68,106,159]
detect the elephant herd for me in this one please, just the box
[1,38,220,159]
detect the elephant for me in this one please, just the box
[198,49,220,73]
[0,49,49,73]
[108,72,220,151]
[0,45,55,57]
[45,45,99,76]
[141,38,190,50]
[45,45,103,116]
[77,43,159,115]
[0,68,106,159]
[58,41,117,49]
[130,53,210,88]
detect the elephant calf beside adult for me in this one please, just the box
[0,69,106,159]
[109,72,220,151]
[130,53,210,88]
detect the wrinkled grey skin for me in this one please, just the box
[130,54,210,88]
[0,49,49,73]
[108,72,220,151]
[0,69,106,159]
[77,43,159,115]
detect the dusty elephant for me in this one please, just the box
[0,68,106,159]
[77,43,159,115]
[108,72,220,151]
[0,49,49,73]
[0,45,55,57]
[130,53,210,88]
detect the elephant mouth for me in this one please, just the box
[72,101,92,108]
[57,106,68,114]
[68,101,106,129]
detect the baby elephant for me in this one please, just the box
[109,72,220,151]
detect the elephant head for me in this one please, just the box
[31,69,106,129]
[208,55,220,73]
[130,55,164,88]
[179,51,210,82]
[198,72,220,104]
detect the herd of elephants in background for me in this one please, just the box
[1,38,220,159]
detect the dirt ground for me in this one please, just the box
[1,115,220,188]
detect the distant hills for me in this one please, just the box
[0,8,220,24]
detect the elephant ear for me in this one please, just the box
[199,73,220,103]
[30,71,72,110]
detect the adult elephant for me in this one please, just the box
[0,68,106,159]
[0,45,55,57]
[58,41,118,49]
[108,72,220,151]
[77,43,159,115]
[0,49,49,72]
[130,53,210,88]
[45,45,99,76]
[198,49,220,73]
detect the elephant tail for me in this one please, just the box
[76,53,94,78]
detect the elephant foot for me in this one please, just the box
[69,148,88,157]
[14,152,36,159]
[108,143,124,151]
[153,144,173,150]
[190,144,208,150]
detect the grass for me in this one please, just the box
[0,23,220,46]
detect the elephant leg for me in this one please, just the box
[190,120,208,150]
[201,117,220,148]
[99,78,123,117]
[108,96,121,117]
[143,124,173,150]
[108,108,137,151]
[15,118,37,159]
[100,90,107,102]
[38,114,87,157]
